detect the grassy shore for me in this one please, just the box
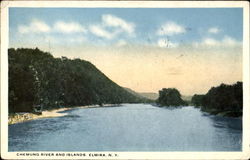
[8,104,121,125]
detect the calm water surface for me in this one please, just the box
[9,104,242,151]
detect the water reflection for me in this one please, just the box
[206,113,242,151]
[9,104,242,151]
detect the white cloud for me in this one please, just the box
[89,14,136,40]
[18,19,51,34]
[89,25,116,39]
[157,38,178,48]
[157,21,186,36]
[18,19,87,35]
[193,36,240,47]
[208,27,220,34]
[102,14,135,34]
[202,38,219,46]
[54,21,86,34]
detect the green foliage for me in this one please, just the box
[156,88,186,106]
[8,48,146,112]
[201,82,242,113]
[191,82,243,116]
[191,94,205,107]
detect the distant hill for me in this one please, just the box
[8,48,147,112]
[139,92,159,100]
[181,95,192,102]
[124,88,157,101]
[123,87,145,98]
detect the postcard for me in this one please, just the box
[1,1,250,159]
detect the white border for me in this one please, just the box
[1,1,249,159]
[242,1,250,156]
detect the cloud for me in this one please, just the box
[89,25,116,39]
[18,19,87,34]
[202,38,219,46]
[53,21,86,34]
[157,38,178,48]
[208,27,220,34]
[157,21,186,36]
[18,19,51,34]
[18,16,134,43]
[193,36,240,47]
[89,14,136,40]
[102,14,135,34]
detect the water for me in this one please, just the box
[9,104,242,151]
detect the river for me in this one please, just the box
[9,104,242,151]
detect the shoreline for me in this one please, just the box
[8,104,121,125]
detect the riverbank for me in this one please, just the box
[8,108,69,125]
[8,104,120,125]
[153,104,242,117]
[200,108,242,117]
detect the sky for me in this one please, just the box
[9,8,243,95]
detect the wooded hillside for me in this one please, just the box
[8,48,147,112]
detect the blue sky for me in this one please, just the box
[9,8,243,94]
[9,8,242,48]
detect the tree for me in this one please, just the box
[8,48,148,112]
[157,88,186,106]
[191,94,205,107]
[195,82,243,116]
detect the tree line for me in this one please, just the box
[9,48,147,112]
[156,82,242,117]
[191,82,242,117]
